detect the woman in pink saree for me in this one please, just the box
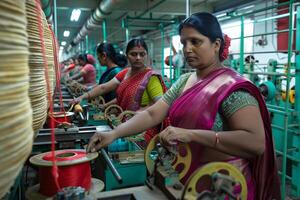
[87,12,281,200]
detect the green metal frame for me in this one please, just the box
[226,1,300,198]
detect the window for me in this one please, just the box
[221,19,254,54]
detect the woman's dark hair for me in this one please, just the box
[97,42,127,67]
[179,12,225,61]
[77,54,88,63]
[125,38,148,54]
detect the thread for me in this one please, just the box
[38,150,92,197]
[34,0,60,191]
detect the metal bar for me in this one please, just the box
[186,0,190,18]
[230,28,297,40]
[244,71,295,77]
[126,16,176,23]
[224,1,291,20]
[267,108,289,116]
[100,148,123,183]
[160,24,165,77]
[239,16,244,74]
[295,6,300,125]
[276,150,300,163]
[85,35,89,53]
[281,1,295,197]
[54,0,57,37]
[230,50,298,55]
[277,171,292,181]
[102,19,107,42]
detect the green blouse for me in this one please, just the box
[162,73,258,131]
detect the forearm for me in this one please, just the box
[81,85,105,101]
[113,108,165,138]
[70,73,81,80]
[105,98,117,107]
[190,129,264,158]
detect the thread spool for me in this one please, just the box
[0,0,34,198]
[29,149,98,197]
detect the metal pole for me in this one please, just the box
[160,24,165,77]
[295,6,300,126]
[85,35,89,53]
[169,35,173,82]
[239,16,244,74]
[102,19,107,42]
[281,1,294,198]
[53,0,57,37]
[186,0,191,18]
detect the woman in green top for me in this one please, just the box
[96,42,127,102]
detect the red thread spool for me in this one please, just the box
[47,112,74,128]
[29,149,98,197]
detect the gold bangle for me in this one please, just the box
[214,132,220,147]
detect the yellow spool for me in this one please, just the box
[182,162,247,200]
[144,135,192,180]
[289,90,295,104]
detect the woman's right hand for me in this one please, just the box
[87,131,117,152]
[70,96,83,105]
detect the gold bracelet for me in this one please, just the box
[214,132,220,147]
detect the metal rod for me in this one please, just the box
[230,28,297,40]
[102,19,107,42]
[281,1,295,197]
[277,171,292,181]
[53,0,57,37]
[295,5,300,126]
[160,23,165,77]
[230,50,298,55]
[100,148,123,183]
[126,16,176,23]
[186,0,190,18]
[239,16,245,74]
[276,150,300,163]
[244,71,295,77]
[85,35,89,53]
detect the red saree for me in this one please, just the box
[168,67,281,200]
[116,68,168,142]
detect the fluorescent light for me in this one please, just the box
[63,30,70,37]
[70,9,81,22]
[216,13,226,18]
[256,13,290,23]
[61,41,66,46]
[239,5,254,11]
[120,51,124,54]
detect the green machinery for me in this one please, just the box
[227,1,300,198]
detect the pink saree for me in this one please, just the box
[168,67,281,200]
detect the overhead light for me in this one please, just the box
[63,30,70,37]
[216,13,226,18]
[61,41,66,46]
[70,9,81,22]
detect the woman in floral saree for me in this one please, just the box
[87,13,280,200]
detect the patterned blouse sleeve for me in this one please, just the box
[162,73,191,105]
[220,90,259,119]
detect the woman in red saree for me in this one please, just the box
[76,38,167,142]
[88,13,280,199]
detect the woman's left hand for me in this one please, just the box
[159,126,193,146]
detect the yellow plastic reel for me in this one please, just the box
[104,104,123,121]
[118,110,136,123]
[144,135,192,180]
[182,162,247,200]
[90,96,105,108]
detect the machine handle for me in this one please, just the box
[100,148,123,184]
